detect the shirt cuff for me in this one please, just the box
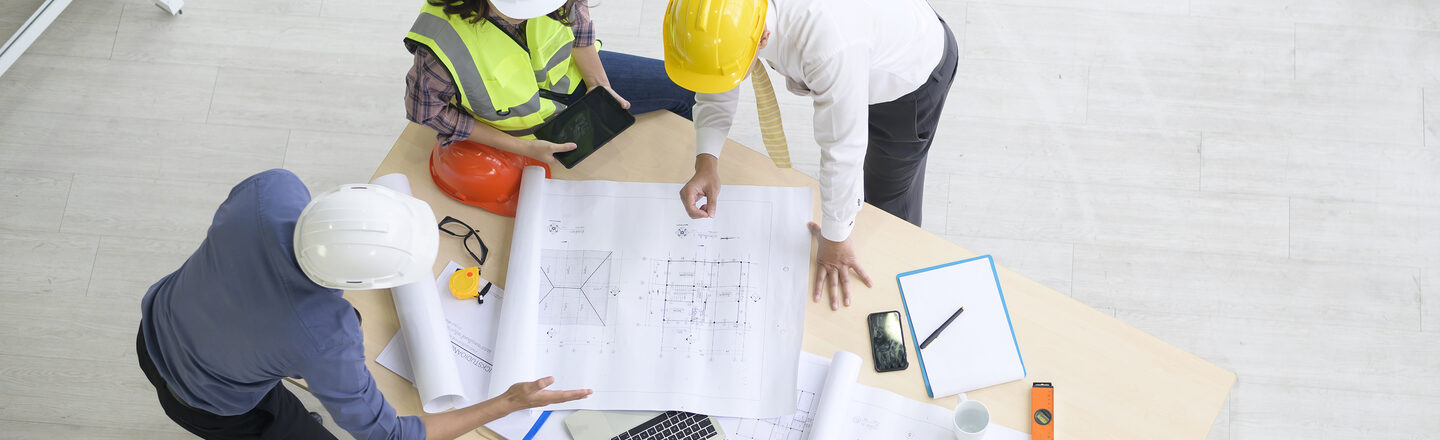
[820,215,856,243]
[695,126,727,158]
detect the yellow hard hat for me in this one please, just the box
[663,0,767,94]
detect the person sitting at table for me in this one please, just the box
[137,169,591,440]
[404,0,696,170]
[664,0,959,310]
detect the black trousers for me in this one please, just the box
[136,327,337,440]
[864,18,960,227]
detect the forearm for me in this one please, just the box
[810,49,870,243]
[419,396,520,440]
[465,119,526,154]
[693,90,739,158]
[571,45,610,89]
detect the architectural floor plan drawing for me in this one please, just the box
[726,389,818,440]
[651,256,755,359]
[539,249,615,327]
[488,168,813,419]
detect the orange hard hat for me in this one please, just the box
[430,140,551,217]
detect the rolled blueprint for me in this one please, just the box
[372,173,465,413]
[809,350,862,439]
[486,166,547,399]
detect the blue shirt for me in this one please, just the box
[140,169,425,440]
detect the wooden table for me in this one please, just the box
[346,112,1235,439]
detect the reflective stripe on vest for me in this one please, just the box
[405,6,587,137]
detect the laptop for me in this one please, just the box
[564,410,726,440]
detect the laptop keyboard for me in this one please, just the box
[609,411,719,440]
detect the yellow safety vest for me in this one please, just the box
[405,3,588,138]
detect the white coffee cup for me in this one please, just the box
[952,394,990,440]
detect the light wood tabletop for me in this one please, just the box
[345,112,1235,440]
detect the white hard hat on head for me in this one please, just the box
[294,184,439,290]
[491,0,568,20]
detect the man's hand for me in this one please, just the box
[501,377,592,411]
[591,84,631,110]
[808,222,872,310]
[680,155,721,218]
[517,139,577,168]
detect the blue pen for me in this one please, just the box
[522,411,553,440]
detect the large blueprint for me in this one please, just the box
[488,166,813,418]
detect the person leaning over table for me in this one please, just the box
[665,0,959,310]
[404,0,696,168]
[137,169,590,440]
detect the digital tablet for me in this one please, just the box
[533,87,636,169]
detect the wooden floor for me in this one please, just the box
[1,0,1437,438]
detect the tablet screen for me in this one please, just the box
[535,88,636,169]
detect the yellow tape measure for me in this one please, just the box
[448,267,483,301]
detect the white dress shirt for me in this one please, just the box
[692,0,945,242]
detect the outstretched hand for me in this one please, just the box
[808,222,872,310]
[501,377,592,410]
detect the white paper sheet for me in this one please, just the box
[809,351,860,440]
[489,166,812,418]
[899,255,1025,398]
[716,352,1030,440]
[488,167,547,402]
[377,261,507,413]
[372,174,465,413]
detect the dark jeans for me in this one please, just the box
[590,50,696,120]
[864,18,959,226]
[136,327,337,440]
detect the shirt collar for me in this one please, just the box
[756,0,780,61]
[488,10,526,35]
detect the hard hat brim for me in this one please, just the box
[664,54,750,95]
[491,0,568,20]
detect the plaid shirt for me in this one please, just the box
[405,2,595,145]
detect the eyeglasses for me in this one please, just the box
[438,216,493,304]
[438,216,490,269]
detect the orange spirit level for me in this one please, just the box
[1032,382,1054,440]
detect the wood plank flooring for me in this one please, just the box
[1,0,1436,438]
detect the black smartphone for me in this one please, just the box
[867,311,909,372]
[533,87,636,169]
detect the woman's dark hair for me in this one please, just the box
[427,0,583,25]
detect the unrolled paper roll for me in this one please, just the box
[372,173,465,413]
[810,350,863,439]
[487,166,547,399]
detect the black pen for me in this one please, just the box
[918,306,964,350]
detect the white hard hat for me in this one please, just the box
[491,0,568,20]
[294,184,439,290]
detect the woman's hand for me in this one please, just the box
[517,139,577,168]
[591,84,630,110]
[501,377,592,411]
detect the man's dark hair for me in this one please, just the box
[427,0,582,25]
